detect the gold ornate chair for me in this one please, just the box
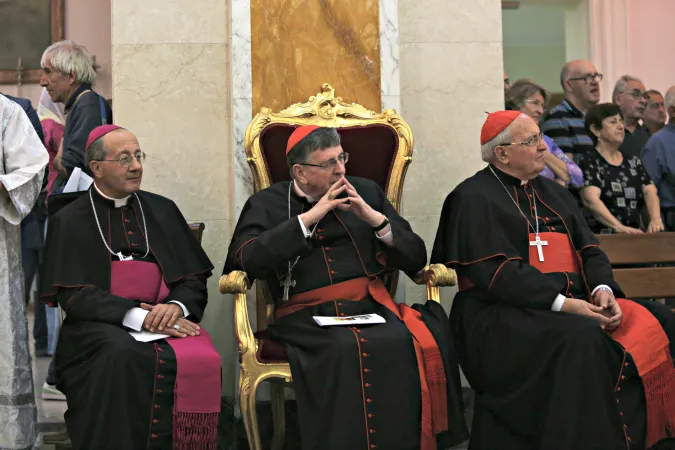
[219,83,456,450]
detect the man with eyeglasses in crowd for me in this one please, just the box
[541,59,603,165]
[41,125,221,449]
[643,89,667,135]
[224,126,468,450]
[613,75,651,160]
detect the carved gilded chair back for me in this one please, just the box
[243,83,414,330]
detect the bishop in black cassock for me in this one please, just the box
[224,126,468,450]
[41,125,221,450]
[431,111,675,450]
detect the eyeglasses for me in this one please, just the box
[626,89,649,100]
[568,73,603,84]
[96,151,146,168]
[501,133,544,147]
[300,152,349,169]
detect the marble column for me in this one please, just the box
[111,0,236,393]
[398,0,505,307]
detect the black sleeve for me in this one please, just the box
[459,257,569,310]
[580,246,624,297]
[224,196,312,280]
[166,275,208,322]
[56,286,138,324]
[376,187,427,277]
[61,102,102,175]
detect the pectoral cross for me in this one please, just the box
[117,252,133,262]
[529,235,548,262]
[281,273,296,302]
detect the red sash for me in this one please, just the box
[529,232,675,447]
[280,277,448,450]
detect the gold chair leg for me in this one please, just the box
[239,368,263,450]
[270,382,286,450]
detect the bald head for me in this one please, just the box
[665,86,675,120]
[560,60,601,112]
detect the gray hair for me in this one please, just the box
[85,137,108,171]
[505,79,550,111]
[612,75,643,103]
[665,88,675,113]
[481,126,513,163]
[41,40,97,85]
[560,65,570,90]
[287,127,341,172]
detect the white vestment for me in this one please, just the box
[0,96,48,449]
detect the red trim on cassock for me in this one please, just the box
[528,232,580,274]
[278,277,448,450]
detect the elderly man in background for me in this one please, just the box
[541,59,602,164]
[40,40,112,194]
[613,75,650,160]
[644,89,667,135]
[0,94,49,449]
[432,110,675,450]
[643,85,675,231]
[41,125,220,450]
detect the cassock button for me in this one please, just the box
[157,375,164,379]
[340,313,345,316]
[337,302,343,306]
[331,270,336,274]
[364,368,370,373]
[318,236,325,240]
[124,219,130,223]
[370,445,376,449]
[127,231,133,235]
[328,258,335,263]
[325,247,332,251]
[151,434,158,439]
[617,387,621,392]
[369,429,375,434]
[366,398,372,403]
[625,362,630,367]
[159,360,165,364]
[157,389,163,394]
[154,404,160,409]
[365,383,371,387]
[131,243,138,247]
[368,414,373,418]
[318,228,324,233]
[360,338,366,342]
[621,375,625,380]
[153,419,159,424]
[362,353,369,357]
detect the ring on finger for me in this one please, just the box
[327,193,335,200]
[173,324,180,330]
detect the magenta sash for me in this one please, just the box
[111,261,221,448]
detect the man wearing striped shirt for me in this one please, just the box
[541,60,602,164]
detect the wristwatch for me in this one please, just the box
[373,217,390,233]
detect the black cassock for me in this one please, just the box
[41,188,214,450]
[431,166,675,450]
[224,176,468,450]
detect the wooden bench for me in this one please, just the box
[596,233,675,311]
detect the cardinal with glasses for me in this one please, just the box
[224,126,468,450]
[431,111,675,450]
[40,125,221,450]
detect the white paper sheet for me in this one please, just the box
[313,313,386,327]
[62,167,93,193]
[128,330,170,342]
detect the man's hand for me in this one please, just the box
[592,290,622,331]
[561,298,612,329]
[161,318,201,338]
[140,303,183,333]
[647,218,665,233]
[336,178,386,228]
[299,178,350,228]
[615,225,643,234]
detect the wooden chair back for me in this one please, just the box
[189,222,205,244]
[596,232,675,299]
[244,83,414,330]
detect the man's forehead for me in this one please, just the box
[648,93,664,102]
[307,145,343,160]
[571,62,597,75]
[103,130,140,153]
[626,80,646,91]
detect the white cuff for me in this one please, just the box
[168,300,190,318]
[551,294,566,312]
[122,307,149,331]
[375,228,394,247]
[591,285,613,297]
[298,216,311,238]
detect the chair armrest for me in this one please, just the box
[219,270,251,294]
[413,263,457,303]
[219,271,256,360]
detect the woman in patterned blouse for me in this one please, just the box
[505,79,583,188]
[579,103,664,234]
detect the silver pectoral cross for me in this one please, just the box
[280,273,296,302]
[529,235,548,262]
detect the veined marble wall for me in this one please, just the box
[250,0,381,114]
[399,0,505,307]
[111,0,236,393]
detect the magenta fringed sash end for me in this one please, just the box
[172,411,219,450]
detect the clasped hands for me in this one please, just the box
[299,177,386,229]
[561,290,622,331]
[139,303,200,338]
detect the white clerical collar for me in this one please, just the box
[94,183,131,208]
[293,180,317,203]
